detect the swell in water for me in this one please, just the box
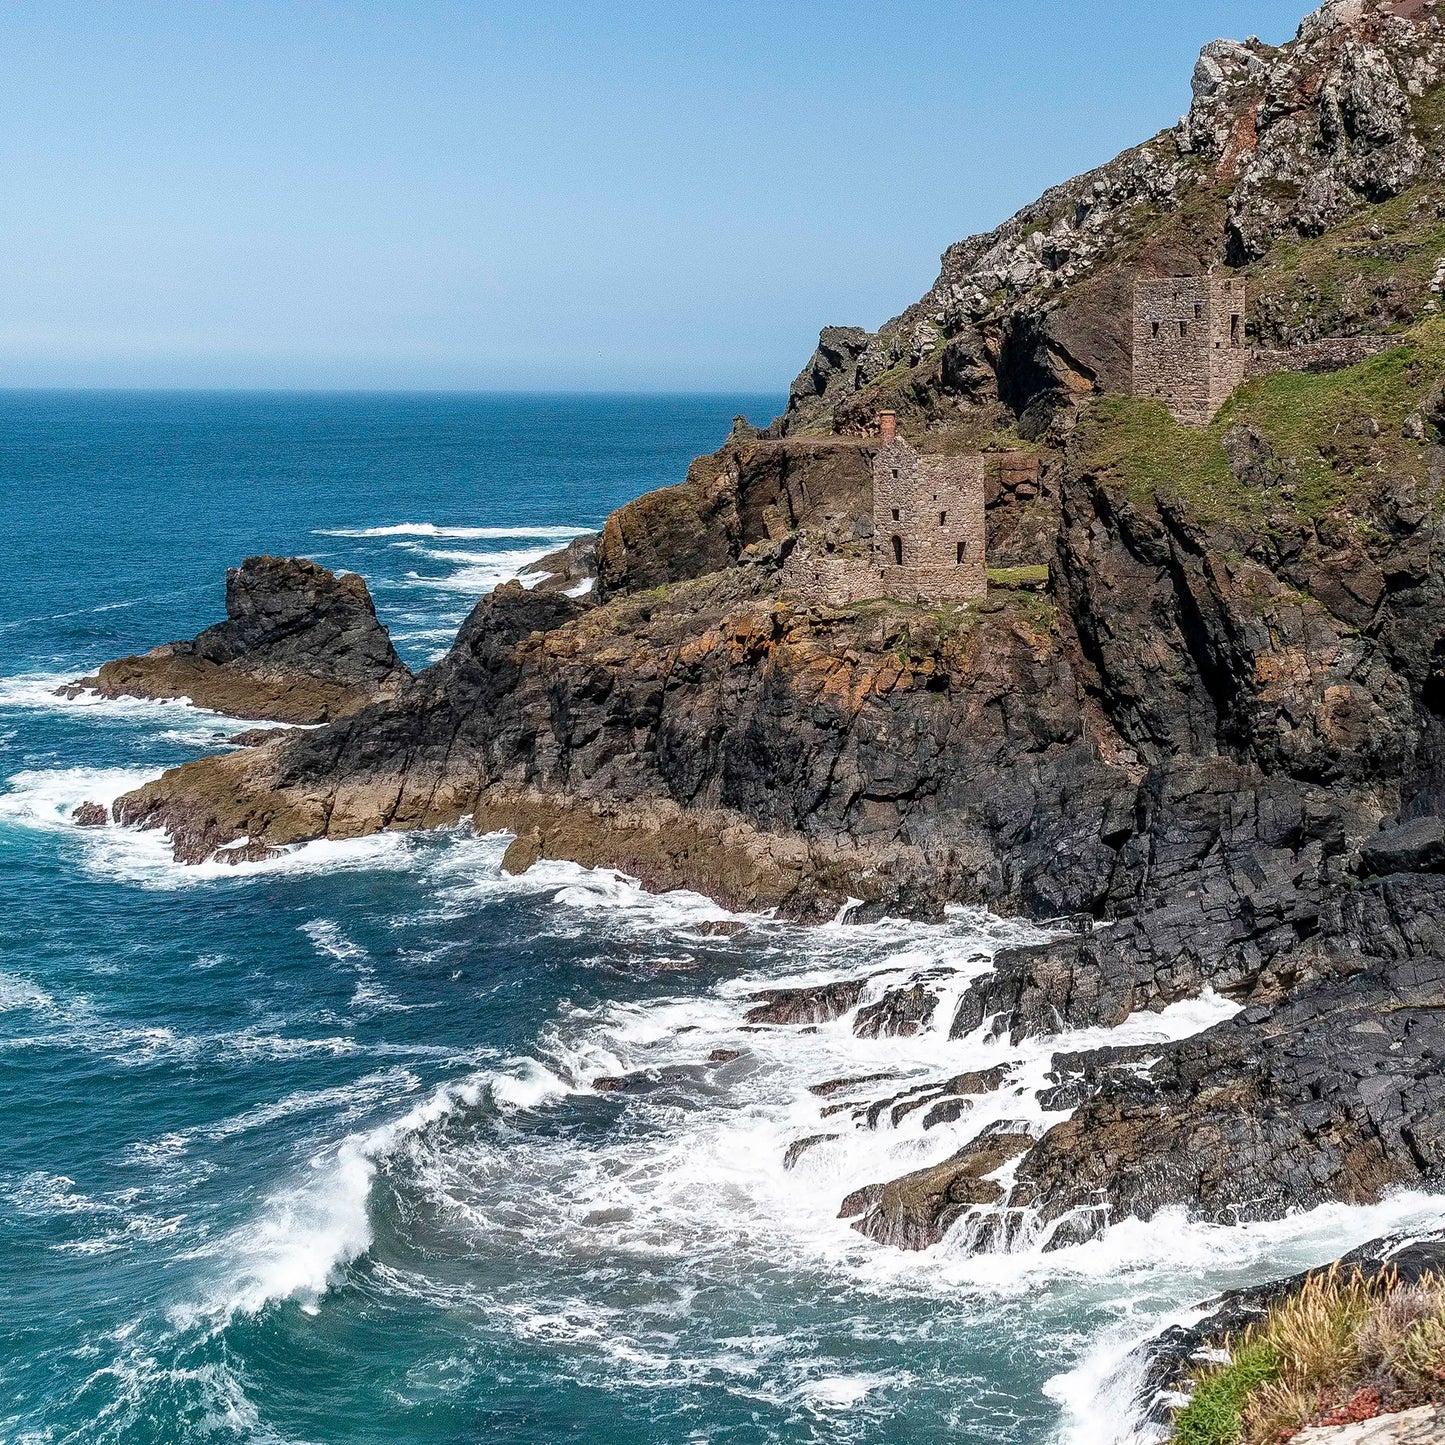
[5,394,1444,1444]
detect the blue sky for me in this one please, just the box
[0,0,1313,392]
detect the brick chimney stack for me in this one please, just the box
[878,411,897,444]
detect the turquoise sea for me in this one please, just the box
[2,392,1441,1445]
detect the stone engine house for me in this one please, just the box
[871,413,987,602]
[1133,274,1249,426]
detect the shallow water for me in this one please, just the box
[2,392,1442,1444]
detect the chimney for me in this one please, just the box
[878,411,897,444]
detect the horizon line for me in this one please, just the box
[0,384,788,399]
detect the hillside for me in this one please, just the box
[75,0,1445,1300]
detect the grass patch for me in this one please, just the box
[1173,1340,1281,1445]
[1077,317,1445,527]
[1170,1267,1445,1444]
[988,565,1051,589]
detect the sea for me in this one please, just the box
[2,391,1442,1445]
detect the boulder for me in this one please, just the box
[745,979,867,1026]
[1360,817,1445,876]
[839,1130,1034,1250]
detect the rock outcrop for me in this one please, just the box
[66,556,408,724]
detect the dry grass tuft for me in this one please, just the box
[1171,1266,1445,1445]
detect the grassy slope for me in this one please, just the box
[1073,318,1445,528]
[1171,1268,1445,1444]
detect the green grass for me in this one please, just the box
[1172,1341,1282,1445]
[987,565,1050,589]
[1076,317,1445,527]
[1246,180,1445,342]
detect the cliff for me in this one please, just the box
[83,0,1445,1268]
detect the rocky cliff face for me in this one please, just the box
[87,0,1445,1258]
[780,0,1445,441]
[66,556,408,724]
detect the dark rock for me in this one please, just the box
[71,802,109,827]
[839,1131,1035,1251]
[66,557,408,724]
[745,980,866,1027]
[707,1049,742,1064]
[853,982,939,1039]
[1360,816,1445,877]
[808,1072,904,1098]
[227,728,289,748]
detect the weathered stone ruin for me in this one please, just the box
[871,412,988,602]
[777,412,991,607]
[1133,273,1251,425]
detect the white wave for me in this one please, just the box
[393,546,559,595]
[0,971,55,1013]
[0,673,302,749]
[0,764,417,888]
[176,1076,485,1326]
[795,1372,906,1412]
[316,522,589,540]
[1047,1190,1445,1445]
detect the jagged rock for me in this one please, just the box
[745,980,866,1026]
[838,1131,1035,1250]
[595,437,873,598]
[852,982,939,1038]
[1005,952,1445,1242]
[226,727,290,748]
[808,1072,903,1098]
[71,802,108,827]
[528,534,598,597]
[1360,815,1445,874]
[590,1067,705,1095]
[707,1049,742,1064]
[64,557,408,724]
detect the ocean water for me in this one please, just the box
[2,392,1443,1445]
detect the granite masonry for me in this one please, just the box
[871,412,989,602]
[1133,274,1251,425]
[777,412,992,607]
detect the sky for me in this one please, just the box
[0,0,1316,393]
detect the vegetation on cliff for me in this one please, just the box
[1173,1267,1445,1444]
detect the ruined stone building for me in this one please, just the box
[777,413,1001,607]
[870,413,988,603]
[1133,274,1249,425]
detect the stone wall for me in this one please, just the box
[873,440,988,601]
[1250,334,1398,378]
[1133,274,1250,425]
